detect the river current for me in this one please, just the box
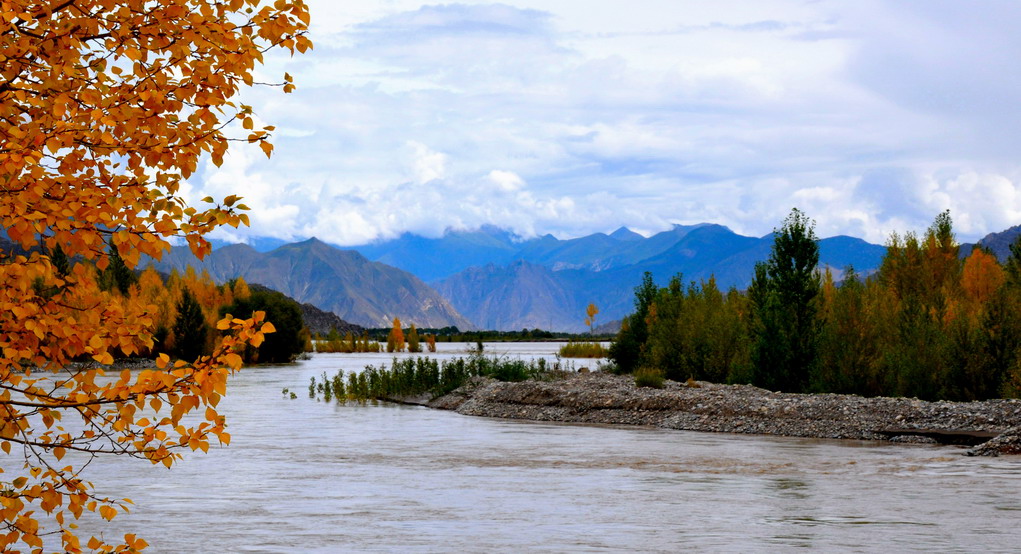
[74,343,1019,552]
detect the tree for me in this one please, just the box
[387,317,405,353]
[0,1,309,550]
[609,272,657,373]
[407,324,421,353]
[584,303,599,334]
[749,208,821,392]
[1004,234,1021,289]
[98,239,138,295]
[221,290,306,363]
[173,288,212,361]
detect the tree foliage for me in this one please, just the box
[610,209,1021,401]
[220,290,305,364]
[173,288,212,362]
[407,324,421,353]
[0,0,309,550]
[608,272,657,373]
[584,302,599,333]
[748,208,821,392]
[387,317,405,353]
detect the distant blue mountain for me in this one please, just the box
[208,236,290,252]
[428,224,889,331]
[193,224,891,332]
[352,225,519,282]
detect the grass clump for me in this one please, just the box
[558,341,608,358]
[307,353,570,403]
[634,367,665,389]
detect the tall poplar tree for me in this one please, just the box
[749,208,821,392]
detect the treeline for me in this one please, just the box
[361,327,604,342]
[55,245,309,363]
[610,209,1021,401]
[312,328,382,353]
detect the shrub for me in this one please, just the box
[634,367,665,389]
[558,341,607,358]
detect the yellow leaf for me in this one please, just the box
[92,352,114,365]
[99,505,117,521]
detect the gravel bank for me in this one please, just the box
[423,372,1021,456]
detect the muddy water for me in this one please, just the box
[77,344,1020,552]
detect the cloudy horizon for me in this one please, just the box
[190,0,1021,247]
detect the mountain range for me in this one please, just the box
[186,223,891,332]
[147,239,473,330]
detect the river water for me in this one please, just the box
[73,343,1019,552]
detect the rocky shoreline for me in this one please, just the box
[415,372,1021,456]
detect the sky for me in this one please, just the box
[190,0,1021,246]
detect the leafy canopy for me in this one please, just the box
[0,0,309,551]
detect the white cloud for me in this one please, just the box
[487,170,524,192]
[189,1,1021,247]
[405,141,448,184]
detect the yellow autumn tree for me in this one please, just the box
[387,317,405,353]
[962,248,1005,306]
[0,1,310,552]
[584,302,599,333]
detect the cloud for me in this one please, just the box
[190,1,1021,248]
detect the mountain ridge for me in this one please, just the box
[147,238,473,330]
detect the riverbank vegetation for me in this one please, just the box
[610,209,1021,401]
[558,341,608,358]
[308,353,569,402]
[313,328,382,353]
[361,326,615,343]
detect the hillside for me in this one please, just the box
[148,238,473,329]
[977,224,1021,261]
[433,261,580,331]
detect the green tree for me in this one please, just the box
[749,208,821,392]
[98,239,138,295]
[49,243,70,277]
[407,324,421,353]
[1005,233,1021,289]
[173,288,211,362]
[221,290,307,363]
[609,271,657,373]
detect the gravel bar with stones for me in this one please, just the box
[419,372,1021,456]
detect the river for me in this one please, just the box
[74,343,1019,552]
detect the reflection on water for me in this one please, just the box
[73,344,1020,553]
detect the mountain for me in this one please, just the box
[431,225,890,331]
[352,225,520,282]
[299,302,364,337]
[609,227,643,242]
[148,238,473,329]
[434,260,579,331]
[515,232,623,270]
[977,224,1021,262]
[348,223,714,279]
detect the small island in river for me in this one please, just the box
[411,372,1021,457]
